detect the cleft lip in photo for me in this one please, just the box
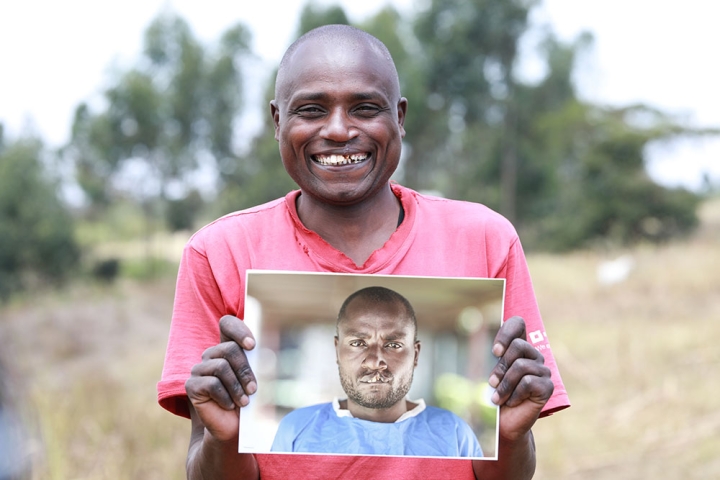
[359,372,391,384]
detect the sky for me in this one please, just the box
[1,0,718,191]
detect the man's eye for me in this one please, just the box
[295,106,324,116]
[349,340,365,347]
[355,105,381,116]
[386,342,402,349]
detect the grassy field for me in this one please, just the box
[532,198,720,479]
[1,198,718,479]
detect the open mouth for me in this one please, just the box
[360,372,391,384]
[312,153,369,166]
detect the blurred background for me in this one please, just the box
[0,0,718,478]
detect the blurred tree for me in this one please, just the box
[64,13,251,231]
[451,33,588,226]
[166,189,205,232]
[408,2,703,249]
[0,133,80,299]
[468,34,704,249]
[520,101,704,250]
[411,0,537,222]
[297,2,349,33]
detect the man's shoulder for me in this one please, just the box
[186,194,295,249]
[421,406,472,427]
[395,184,517,238]
[201,196,289,232]
[422,405,462,418]
[281,403,332,423]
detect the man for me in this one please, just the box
[158,24,570,479]
[270,286,484,457]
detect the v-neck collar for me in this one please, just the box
[284,183,417,273]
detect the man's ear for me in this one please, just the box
[413,339,421,367]
[397,97,408,139]
[334,335,339,364]
[270,100,281,141]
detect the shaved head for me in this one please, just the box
[269,23,408,212]
[337,286,417,339]
[275,24,401,103]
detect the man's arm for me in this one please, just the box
[472,316,554,480]
[184,315,260,480]
[187,403,259,479]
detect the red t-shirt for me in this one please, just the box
[158,184,570,479]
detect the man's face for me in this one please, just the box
[270,39,407,207]
[335,299,420,412]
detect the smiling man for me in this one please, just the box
[271,25,408,267]
[270,286,484,457]
[158,24,570,480]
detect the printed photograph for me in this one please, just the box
[239,271,504,459]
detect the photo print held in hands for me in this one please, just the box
[239,271,504,460]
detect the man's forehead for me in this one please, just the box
[276,35,398,102]
[339,302,414,332]
[287,32,384,68]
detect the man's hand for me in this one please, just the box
[488,316,553,442]
[185,315,258,442]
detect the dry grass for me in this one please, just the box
[1,198,719,479]
[532,197,720,479]
[0,279,188,479]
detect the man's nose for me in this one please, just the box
[362,345,387,370]
[321,108,358,143]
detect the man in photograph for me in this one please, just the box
[270,286,483,457]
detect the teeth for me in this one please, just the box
[314,153,368,165]
[363,373,388,384]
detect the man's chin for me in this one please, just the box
[352,392,398,410]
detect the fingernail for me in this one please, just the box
[492,343,504,357]
[239,395,250,407]
[242,338,256,350]
[488,374,499,388]
[491,391,500,405]
[246,381,257,395]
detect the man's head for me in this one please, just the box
[334,286,420,418]
[270,25,407,207]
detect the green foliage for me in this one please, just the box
[297,3,349,34]
[0,134,80,299]
[65,13,251,225]
[120,257,178,281]
[519,103,702,250]
[403,3,701,250]
[166,189,204,232]
[74,200,148,245]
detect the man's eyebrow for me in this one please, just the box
[341,329,409,341]
[342,329,371,339]
[382,332,408,342]
[290,91,386,103]
[291,92,328,102]
[350,92,384,101]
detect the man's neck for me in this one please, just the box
[338,398,419,423]
[296,185,402,267]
